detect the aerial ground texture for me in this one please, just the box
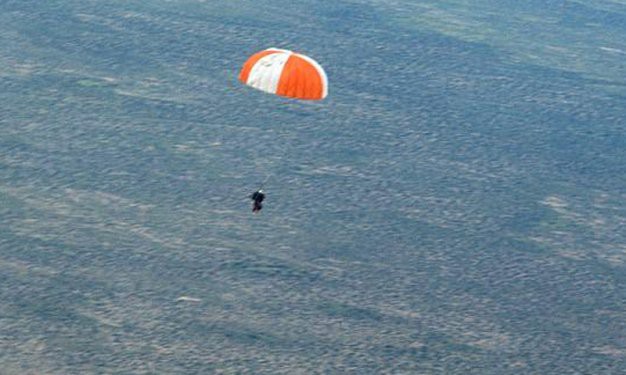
[1,0,625,374]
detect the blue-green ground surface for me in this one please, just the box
[1,0,625,373]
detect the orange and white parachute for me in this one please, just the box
[239,48,328,100]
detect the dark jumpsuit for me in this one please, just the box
[251,191,265,212]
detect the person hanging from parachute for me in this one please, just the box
[239,48,328,214]
[250,189,265,213]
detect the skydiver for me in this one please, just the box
[251,189,265,213]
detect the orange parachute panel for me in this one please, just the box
[276,54,325,100]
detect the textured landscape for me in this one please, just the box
[1,0,625,373]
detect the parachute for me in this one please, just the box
[239,48,328,100]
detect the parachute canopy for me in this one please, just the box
[239,48,328,100]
